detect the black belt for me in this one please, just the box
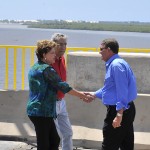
[57,99,62,101]
[106,101,133,108]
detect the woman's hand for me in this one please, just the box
[81,92,96,103]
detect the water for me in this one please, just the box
[1,23,150,48]
[0,23,150,90]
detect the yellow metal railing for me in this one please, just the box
[119,48,150,53]
[5,47,9,90]
[0,45,36,90]
[13,48,17,90]
[0,45,150,90]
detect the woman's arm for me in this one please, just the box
[43,67,94,102]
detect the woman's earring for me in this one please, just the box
[45,57,46,60]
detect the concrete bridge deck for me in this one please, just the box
[0,91,150,150]
[0,121,150,149]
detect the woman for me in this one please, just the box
[27,40,93,150]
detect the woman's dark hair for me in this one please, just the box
[35,40,56,61]
[102,38,119,54]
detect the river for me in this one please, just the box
[1,23,150,48]
[0,23,150,90]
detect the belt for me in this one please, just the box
[128,101,134,107]
[57,98,62,101]
[128,101,133,105]
[105,105,115,108]
[105,101,133,108]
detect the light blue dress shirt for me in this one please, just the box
[95,54,137,111]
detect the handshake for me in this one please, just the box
[80,92,96,103]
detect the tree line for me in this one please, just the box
[1,19,150,33]
[26,20,150,33]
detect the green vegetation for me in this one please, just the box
[26,20,150,33]
[1,19,150,33]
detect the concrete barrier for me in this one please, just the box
[0,52,150,149]
[67,52,150,94]
[0,90,150,149]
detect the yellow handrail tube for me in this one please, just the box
[21,48,25,90]
[30,47,35,67]
[13,48,17,90]
[0,45,150,90]
[5,48,9,90]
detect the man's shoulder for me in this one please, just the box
[112,57,126,64]
[111,58,129,70]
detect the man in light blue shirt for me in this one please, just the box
[94,38,137,150]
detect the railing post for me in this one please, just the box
[30,47,35,67]
[13,48,17,90]
[5,47,9,90]
[0,45,150,90]
[21,48,25,90]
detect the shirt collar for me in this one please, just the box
[38,60,46,64]
[56,56,62,61]
[105,54,120,67]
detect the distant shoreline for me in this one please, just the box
[25,21,150,33]
[1,22,150,33]
[0,23,27,29]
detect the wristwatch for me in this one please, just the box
[117,112,123,117]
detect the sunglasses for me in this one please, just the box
[100,47,107,51]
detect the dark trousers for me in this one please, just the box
[29,116,60,150]
[101,102,136,150]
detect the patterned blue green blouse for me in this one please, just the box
[27,61,72,118]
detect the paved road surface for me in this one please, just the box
[0,141,98,150]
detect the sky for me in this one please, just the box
[0,0,150,22]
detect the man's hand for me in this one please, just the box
[81,92,96,103]
[112,115,122,128]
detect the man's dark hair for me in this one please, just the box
[102,38,119,54]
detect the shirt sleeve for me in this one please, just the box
[112,64,129,110]
[95,88,103,99]
[43,67,72,94]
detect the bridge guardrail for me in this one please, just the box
[0,45,150,90]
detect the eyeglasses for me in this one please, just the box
[100,47,107,51]
[57,43,67,46]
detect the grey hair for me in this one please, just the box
[51,33,67,42]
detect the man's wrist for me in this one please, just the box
[116,112,123,117]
